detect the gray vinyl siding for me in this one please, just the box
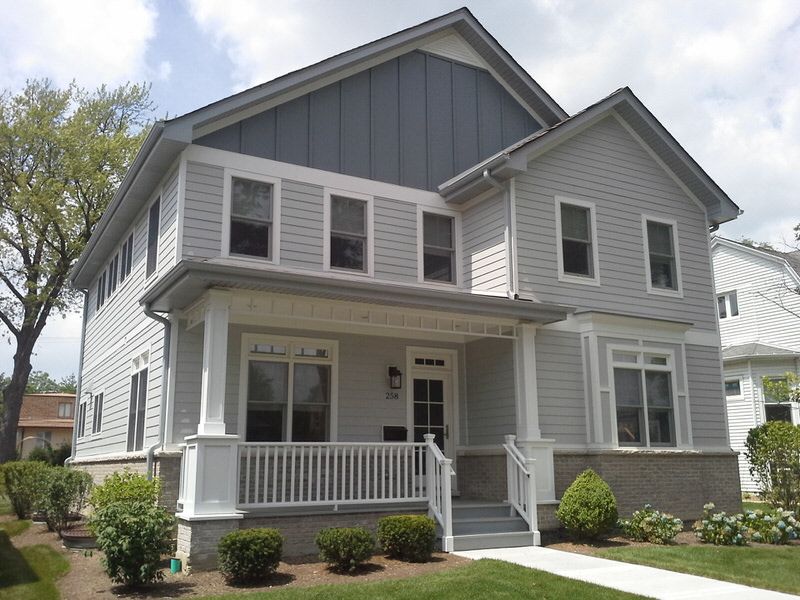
[515,116,718,331]
[182,161,224,259]
[686,343,729,448]
[195,50,541,192]
[536,330,586,445]
[373,197,418,282]
[464,338,515,446]
[462,191,507,292]
[280,180,324,270]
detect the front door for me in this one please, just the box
[407,348,456,460]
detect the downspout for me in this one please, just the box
[482,169,517,299]
[65,290,89,466]
[143,304,171,480]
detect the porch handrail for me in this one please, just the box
[424,434,454,552]
[503,434,537,532]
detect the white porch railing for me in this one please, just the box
[423,434,454,551]
[503,434,538,532]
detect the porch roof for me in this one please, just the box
[140,259,572,324]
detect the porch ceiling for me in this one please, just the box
[140,260,572,325]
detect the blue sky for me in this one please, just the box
[1,0,799,378]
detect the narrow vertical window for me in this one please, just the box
[127,357,149,452]
[330,196,367,272]
[717,291,739,319]
[559,201,596,278]
[92,392,104,434]
[77,401,87,438]
[146,199,160,277]
[230,177,273,259]
[646,220,678,291]
[423,213,455,283]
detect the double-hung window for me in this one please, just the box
[329,195,368,272]
[92,392,104,434]
[717,291,739,319]
[644,217,680,293]
[146,199,160,278]
[422,212,456,284]
[613,350,676,447]
[556,198,598,283]
[229,177,274,259]
[127,353,149,452]
[58,401,73,418]
[244,337,335,442]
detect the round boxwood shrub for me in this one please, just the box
[89,470,160,511]
[377,514,436,562]
[556,469,618,540]
[218,528,284,584]
[315,527,374,572]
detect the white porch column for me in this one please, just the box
[513,323,556,502]
[178,289,242,520]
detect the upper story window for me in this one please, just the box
[230,177,274,259]
[120,233,133,284]
[146,198,160,277]
[718,291,739,319]
[57,402,73,418]
[422,212,456,284]
[556,197,599,284]
[725,379,742,398]
[92,392,104,434]
[329,195,369,273]
[643,217,681,295]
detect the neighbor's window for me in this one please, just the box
[423,212,455,283]
[725,379,742,398]
[245,338,333,442]
[614,351,675,447]
[559,201,595,278]
[330,196,367,272]
[127,353,149,452]
[717,291,739,320]
[92,392,104,435]
[645,219,679,291]
[146,199,160,277]
[230,177,273,259]
[57,402,73,418]
[766,404,792,423]
[35,431,52,449]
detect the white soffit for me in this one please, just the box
[419,33,488,68]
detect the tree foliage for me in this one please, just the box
[762,373,800,404]
[0,80,153,462]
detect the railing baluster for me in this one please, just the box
[245,446,252,505]
[349,446,355,501]
[281,446,288,503]
[316,446,322,503]
[357,446,363,500]
[332,445,338,503]
[254,446,261,504]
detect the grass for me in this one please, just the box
[596,544,800,595]
[0,532,69,600]
[742,500,772,513]
[0,519,30,537]
[196,559,646,600]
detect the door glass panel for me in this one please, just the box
[413,378,428,404]
[430,403,444,427]
[429,380,444,404]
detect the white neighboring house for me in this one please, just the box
[711,236,800,492]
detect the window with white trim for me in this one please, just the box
[146,199,160,278]
[120,233,134,283]
[717,291,739,319]
[127,353,149,451]
[92,392,104,434]
[230,177,274,259]
[423,212,455,283]
[644,218,680,292]
[556,198,598,282]
[244,337,334,442]
[77,400,87,439]
[725,379,742,398]
[330,195,367,272]
[613,350,676,447]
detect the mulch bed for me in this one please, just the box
[5,516,470,599]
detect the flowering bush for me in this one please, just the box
[693,503,748,546]
[743,509,799,545]
[620,504,683,544]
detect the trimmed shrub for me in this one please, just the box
[218,528,284,584]
[89,470,160,511]
[377,514,437,562]
[744,421,800,512]
[51,443,72,466]
[556,469,618,540]
[27,446,53,463]
[91,500,175,586]
[0,460,50,519]
[40,467,93,534]
[743,508,799,544]
[315,527,374,572]
[693,503,748,546]
[619,504,683,544]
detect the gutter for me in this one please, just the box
[143,304,171,479]
[65,290,89,466]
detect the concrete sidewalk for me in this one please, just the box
[454,546,797,599]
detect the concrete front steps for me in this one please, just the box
[443,501,537,551]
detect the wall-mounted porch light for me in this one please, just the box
[388,366,403,389]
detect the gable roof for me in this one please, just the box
[722,341,800,361]
[439,87,742,226]
[711,236,800,285]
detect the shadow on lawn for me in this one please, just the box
[0,531,40,589]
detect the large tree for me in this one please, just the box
[0,80,153,462]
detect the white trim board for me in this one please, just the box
[554,195,601,287]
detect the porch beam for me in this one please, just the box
[198,289,232,436]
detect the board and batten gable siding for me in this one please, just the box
[464,337,515,446]
[462,191,507,293]
[77,169,179,457]
[515,116,718,331]
[713,243,800,350]
[195,50,541,192]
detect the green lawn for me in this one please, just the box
[596,545,800,595]
[197,559,645,600]
[0,519,30,537]
[0,532,69,600]
[742,500,772,513]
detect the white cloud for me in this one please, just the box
[0,0,159,90]
[155,60,172,81]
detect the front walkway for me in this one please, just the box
[454,546,796,600]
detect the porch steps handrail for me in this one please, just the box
[502,434,538,532]
[423,433,455,552]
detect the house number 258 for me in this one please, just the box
[385,391,400,400]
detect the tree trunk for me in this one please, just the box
[0,346,34,463]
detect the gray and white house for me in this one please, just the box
[711,237,800,492]
[69,8,742,568]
